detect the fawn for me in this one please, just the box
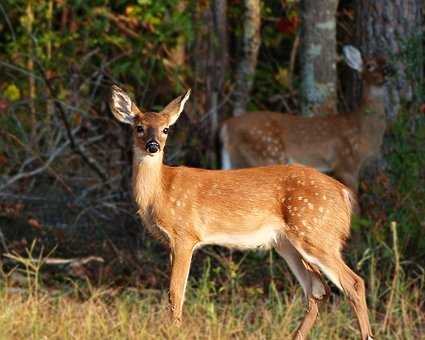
[220,46,392,195]
[110,83,373,339]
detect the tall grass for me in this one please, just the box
[0,275,423,339]
[0,225,423,340]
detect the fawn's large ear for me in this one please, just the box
[161,89,191,126]
[110,85,138,124]
[343,45,363,72]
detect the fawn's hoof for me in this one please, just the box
[293,330,306,340]
[172,317,182,327]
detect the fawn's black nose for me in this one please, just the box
[145,140,160,154]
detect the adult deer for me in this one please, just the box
[110,84,373,339]
[220,46,392,194]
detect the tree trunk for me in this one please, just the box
[355,0,423,120]
[168,1,188,68]
[232,0,261,116]
[209,0,229,166]
[300,0,338,116]
[212,0,228,95]
[191,1,229,167]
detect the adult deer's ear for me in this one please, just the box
[110,85,138,124]
[161,89,191,126]
[343,45,363,73]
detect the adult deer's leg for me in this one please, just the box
[274,237,329,340]
[169,240,197,325]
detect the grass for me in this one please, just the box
[0,235,423,340]
[0,219,423,339]
[0,276,423,340]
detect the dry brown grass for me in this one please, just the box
[0,224,423,339]
[0,274,423,340]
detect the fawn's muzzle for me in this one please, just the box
[145,140,160,153]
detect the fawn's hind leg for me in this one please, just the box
[274,237,329,340]
[289,243,373,340]
[319,257,373,340]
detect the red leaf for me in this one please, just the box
[0,154,7,166]
[27,217,42,230]
[276,16,299,35]
[0,100,9,112]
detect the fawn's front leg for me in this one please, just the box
[168,240,196,325]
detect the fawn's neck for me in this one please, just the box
[132,147,164,214]
[357,83,387,134]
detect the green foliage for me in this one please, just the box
[251,0,300,112]
[395,32,424,102]
[0,0,193,103]
[383,32,425,258]
[386,109,425,256]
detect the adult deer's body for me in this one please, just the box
[221,46,391,193]
[110,80,373,339]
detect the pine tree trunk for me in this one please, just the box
[300,0,338,117]
[232,0,261,116]
[355,0,423,120]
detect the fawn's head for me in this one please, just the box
[110,85,190,156]
[343,45,394,86]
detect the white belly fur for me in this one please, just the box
[200,225,282,250]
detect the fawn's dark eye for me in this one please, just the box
[163,128,169,134]
[366,64,375,71]
[136,126,144,134]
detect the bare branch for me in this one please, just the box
[0,139,70,191]
[35,61,108,182]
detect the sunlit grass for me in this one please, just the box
[0,228,424,339]
[0,271,423,340]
